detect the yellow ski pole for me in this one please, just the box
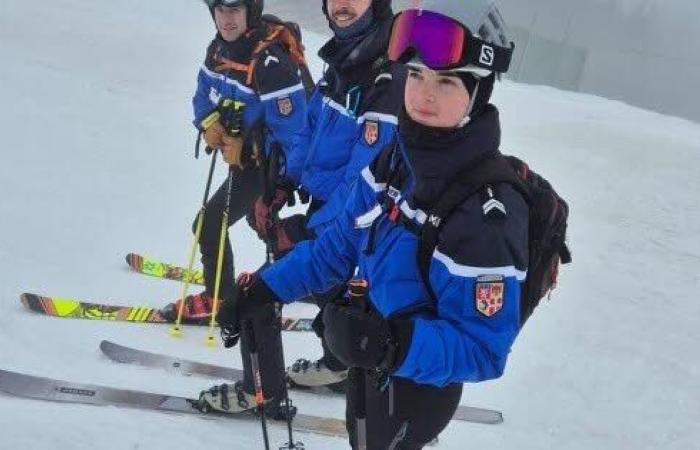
[206,164,236,346]
[170,147,219,337]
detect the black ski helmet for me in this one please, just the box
[204,0,264,25]
[322,0,392,21]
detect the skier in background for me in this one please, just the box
[162,0,309,324]
[247,0,405,393]
[180,0,404,402]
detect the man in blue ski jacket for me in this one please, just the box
[245,0,406,390]
[163,0,308,323]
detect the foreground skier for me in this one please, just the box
[205,0,530,447]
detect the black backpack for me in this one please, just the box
[416,154,572,327]
[258,14,315,98]
[213,14,316,99]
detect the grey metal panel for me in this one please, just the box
[498,0,700,122]
[264,0,700,121]
[580,48,700,119]
[509,28,588,91]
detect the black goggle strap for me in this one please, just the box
[462,36,515,74]
[207,0,244,7]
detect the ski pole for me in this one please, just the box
[263,214,302,450]
[245,319,271,450]
[205,164,236,347]
[348,278,370,450]
[171,148,219,338]
[203,100,245,346]
[277,315,303,450]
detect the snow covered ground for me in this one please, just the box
[1,1,699,449]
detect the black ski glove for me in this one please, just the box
[322,301,414,371]
[217,272,279,348]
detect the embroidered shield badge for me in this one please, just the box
[475,275,505,318]
[364,120,379,146]
[277,96,293,116]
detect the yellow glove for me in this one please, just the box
[203,122,227,150]
[221,134,245,168]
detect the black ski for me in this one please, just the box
[99,340,504,425]
[0,368,347,438]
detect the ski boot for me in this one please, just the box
[287,358,348,393]
[161,291,218,325]
[195,382,298,420]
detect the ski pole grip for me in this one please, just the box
[348,278,369,312]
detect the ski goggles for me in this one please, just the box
[387,9,514,73]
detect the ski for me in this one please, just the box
[0,368,347,438]
[20,293,315,332]
[125,252,317,305]
[126,253,205,285]
[99,340,504,425]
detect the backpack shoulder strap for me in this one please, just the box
[215,21,312,92]
[252,20,315,97]
[418,155,527,303]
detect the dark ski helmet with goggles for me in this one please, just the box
[322,0,393,21]
[388,0,515,121]
[204,0,264,25]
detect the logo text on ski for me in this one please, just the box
[58,387,97,397]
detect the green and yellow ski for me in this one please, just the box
[125,252,316,305]
[21,293,170,323]
[125,253,205,285]
[20,293,315,332]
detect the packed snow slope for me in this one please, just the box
[1,1,699,449]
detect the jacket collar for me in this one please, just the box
[398,105,502,210]
[319,17,392,81]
